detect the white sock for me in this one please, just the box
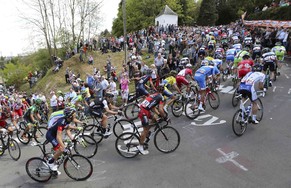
[252,115,257,121]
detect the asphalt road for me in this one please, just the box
[1,61,291,188]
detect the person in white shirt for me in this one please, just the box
[50,91,58,112]
[108,78,118,105]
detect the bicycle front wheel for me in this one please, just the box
[154,126,180,153]
[232,88,240,107]
[113,119,137,138]
[208,91,220,110]
[171,100,184,117]
[82,124,103,144]
[256,98,264,121]
[63,154,93,181]
[26,157,52,182]
[115,132,140,158]
[124,103,139,121]
[184,99,200,119]
[74,135,98,158]
[34,127,48,143]
[17,122,31,144]
[232,109,247,136]
[8,138,21,161]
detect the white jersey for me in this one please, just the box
[241,72,265,86]
[262,52,277,62]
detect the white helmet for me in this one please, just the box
[186,63,192,68]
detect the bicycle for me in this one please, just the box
[185,79,220,119]
[123,93,144,121]
[0,129,21,161]
[25,141,93,182]
[115,119,180,158]
[63,129,98,159]
[232,92,264,136]
[17,121,47,144]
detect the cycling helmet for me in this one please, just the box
[34,99,42,106]
[64,107,76,118]
[216,54,223,60]
[146,69,153,75]
[262,47,271,54]
[201,60,209,67]
[275,42,282,46]
[208,60,215,66]
[57,90,63,95]
[105,92,114,98]
[169,70,177,76]
[16,99,22,105]
[242,52,250,59]
[186,63,192,68]
[252,63,262,72]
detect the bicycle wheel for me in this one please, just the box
[171,100,184,117]
[208,91,220,110]
[34,127,48,143]
[16,122,31,144]
[154,126,180,153]
[73,135,98,158]
[232,88,240,107]
[63,154,93,181]
[8,138,21,161]
[113,119,137,138]
[184,99,200,119]
[82,124,103,144]
[124,103,139,121]
[26,157,52,182]
[115,132,140,158]
[0,140,4,156]
[256,98,264,121]
[232,109,247,136]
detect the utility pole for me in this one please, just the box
[122,0,127,65]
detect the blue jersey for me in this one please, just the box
[138,75,152,85]
[226,48,237,56]
[47,117,70,137]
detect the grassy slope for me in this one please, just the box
[20,50,154,99]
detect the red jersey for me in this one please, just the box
[238,60,254,71]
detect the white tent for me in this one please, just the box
[155,5,178,27]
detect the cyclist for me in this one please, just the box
[89,92,122,136]
[261,47,278,87]
[233,49,249,77]
[271,42,286,75]
[135,69,156,98]
[70,90,89,109]
[238,71,265,124]
[161,70,182,113]
[0,104,16,135]
[237,52,254,82]
[194,60,220,111]
[46,107,84,174]
[137,84,168,155]
[21,99,42,140]
[252,44,262,60]
[11,98,24,129]
[176,63,194,97]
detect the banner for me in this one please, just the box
[243,20,291,28]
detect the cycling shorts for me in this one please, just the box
[239,84,257,101]
[0,120,8,129]
[263,61,275,72]
[23,115,33,124]
[162,87,173,98]
[89,108,103,118]
[226,55,234,62]
[176,76,189,88]
[46,131,60,151]
[136,84,149,97]
[238,69,251,79]
[208,45,214,51]
[138,107,152,127]
[11,109,23,120]
[194,73,206,90]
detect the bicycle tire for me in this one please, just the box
[34,127,48,143]
[73,135,98,158]
[124,103,139,121]
[171,100,184,117]
[184,99,200,119]
[26,157,52,182]
[232,88,240,107]
[17,122,31,144]
[208,91,220,110]
[0,139,4,156]
[63,154,93,181]
[256,98,264,121]
[8,138,21,161]
[154,126,180,153]
[113,119,137,138]
[232,109,247,136]
[82,124,103,144]
[115,132,140,158]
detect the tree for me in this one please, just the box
[197,0,218,26]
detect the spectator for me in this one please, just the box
[88,55,94,65]
[154,53,164,76]
[108,77,118,105]
[120,73,129,106]
[65,67,70,84]
[262,4,268,11]
[100,76,109,96]
[50,91,58,112]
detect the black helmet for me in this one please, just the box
[208,60,215,66]
[146,69,153,75]
[262,47,271,54]
[105,92,114,98]
[64,107,76,118]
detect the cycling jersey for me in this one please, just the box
[70,95,84,105]
[271,46,286,61]
[234,50,248,67]
[176,68,193,88]
[163,76,176,86]
[233,43,242,50]
[237,60,254,78]
[136,74,153,97]
[212,59,223,69]
[226,48,237,62]
[23,105,39,123]
[194,66,220,90]
[262,52,277,72]
[48,110,64,129]
[239,72,265,101]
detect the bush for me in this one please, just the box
[247,6,291,20]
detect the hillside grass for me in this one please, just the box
[20,50,154,99]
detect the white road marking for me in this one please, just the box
[215,148,248,171]
[220,86,234,93]
[190,114,226,126]
[288,88,291,95]
[285,74,290,79]
[273,86,277,92]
